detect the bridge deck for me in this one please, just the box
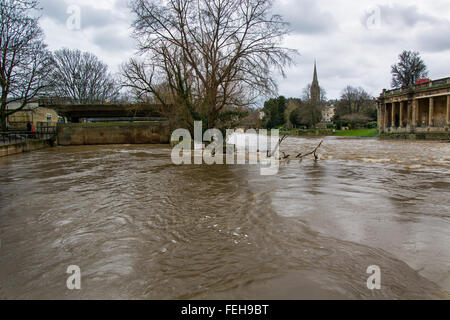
[42,103,167,120]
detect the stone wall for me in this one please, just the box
[0,139,54,157]
[57,121,170,146]
[379,132,450,140]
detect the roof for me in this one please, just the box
[5,101,39,111]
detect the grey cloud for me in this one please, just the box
[274,0,337,35]
[115,0,132,10]
[379,5,438,27]
[40,0,117,29]
[92,29,136,53]
[39,0,66,21]
[36,0,449,100]
[361,4,438,30]
[416,22,450,52]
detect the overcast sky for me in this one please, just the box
[38,0,450,101]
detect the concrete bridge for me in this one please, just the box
[377,77,450,136]
[40,101,167,123]
[36,101,172,145]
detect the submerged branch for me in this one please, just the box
[267,134,287,158]
[265,135,323,162]
[295,140,323,161]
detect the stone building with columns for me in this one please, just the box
[377,77,450,137]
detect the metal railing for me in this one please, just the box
[382,77,450,96]
[36,122,57,140]
[0,131,29,145]
[1,123,57,145]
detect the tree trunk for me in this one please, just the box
[0,109,6,132]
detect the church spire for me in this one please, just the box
[313,61,318,85]
[311,60,320,102]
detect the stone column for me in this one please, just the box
[399,101,404,127]
[384,104,388,130]
[447,95,450,125]
[391,103,396,128]
[407,100,412,130]
[429,97,434,126]
[412,99,418,127]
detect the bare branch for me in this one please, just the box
[48,48,120,104]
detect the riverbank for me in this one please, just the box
[281,128,378,138]
[380,132,450,140]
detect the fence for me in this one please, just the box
[0,122,57,145]
[0,131,29,145]
[36,122,57,140]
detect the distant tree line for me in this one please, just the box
[261,84,377,130]
[256,50,429,131]
[333,86,377,129]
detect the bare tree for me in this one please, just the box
[343,86,372,113]
[49,48,120,104]
[122,0,295,130]
[335,85,375,119]
[391,50,428,89]
[0,0,53,130]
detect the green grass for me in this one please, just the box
[332,128,378,137]
[280,128,378,137]
[280,129,334,136]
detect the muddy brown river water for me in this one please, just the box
[0,137,449,299]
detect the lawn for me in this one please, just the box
[332,128,378,137]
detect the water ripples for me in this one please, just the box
[0,140,449,299]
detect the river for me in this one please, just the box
[0,137,449,299]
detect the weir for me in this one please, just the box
[57,121,171,146]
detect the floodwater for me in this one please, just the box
[0,137,449,299]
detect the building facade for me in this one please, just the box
[6,101,59,130]
[377,77,450,134]
[322,105,336,123]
